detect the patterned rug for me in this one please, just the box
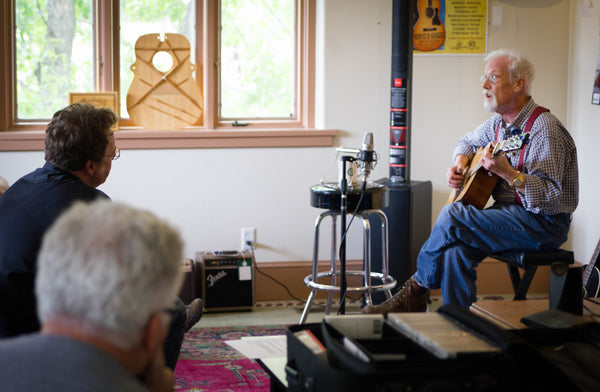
[174,324,289,391]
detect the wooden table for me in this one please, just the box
[470,298,600,329]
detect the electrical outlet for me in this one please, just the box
[241,227,256,250]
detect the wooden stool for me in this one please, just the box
[489,249,574,300]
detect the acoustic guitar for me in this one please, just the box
[413,0,446,52]
[583,238,600,298]
[446,132,530,209]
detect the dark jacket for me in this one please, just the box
[0,162,108,337]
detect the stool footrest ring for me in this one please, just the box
[304,271,396,293]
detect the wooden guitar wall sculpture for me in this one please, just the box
[413,0,446,52]
[127,33,203,130]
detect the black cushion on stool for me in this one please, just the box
[489,249,574,300]
[492,249,575,267]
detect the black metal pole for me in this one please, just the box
[339,157,350,315]
[389,0,414,183]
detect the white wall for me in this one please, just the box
[568,0,600,265]
[1,0,598,266]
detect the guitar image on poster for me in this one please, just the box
[413,0,446,52]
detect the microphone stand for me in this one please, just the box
[339,155,355,315]
[335,132,376,315]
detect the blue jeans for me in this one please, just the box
[412,203,571,308]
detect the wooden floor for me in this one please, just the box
[194,294,531,328]
[471,297,600,329]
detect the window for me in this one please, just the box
[15,0,94,120]
[219,0,295,120]
[119,0,197,124]
[0,0,336,151]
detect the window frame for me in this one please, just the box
[0,0,336,151]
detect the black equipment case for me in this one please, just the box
[285,305,600,392]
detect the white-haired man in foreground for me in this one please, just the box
[0,200,184,391]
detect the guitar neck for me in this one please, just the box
[584,238,600,286]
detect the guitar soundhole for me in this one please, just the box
[152,51,174,73]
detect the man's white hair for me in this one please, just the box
[485,48,535,96]
[36,200,183,347]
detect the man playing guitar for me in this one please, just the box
[364,49,579,314]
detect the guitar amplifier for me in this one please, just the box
[195,251,255,312]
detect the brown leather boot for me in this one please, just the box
[185,298,204,331]
[362,277,429,315]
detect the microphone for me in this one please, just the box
[334,132,378,184]
[358,131,377,179]
[359,132,375,161]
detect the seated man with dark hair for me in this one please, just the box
[0,103,202,369]
[0,200,184,391]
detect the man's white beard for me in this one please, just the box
[483,91,497,113]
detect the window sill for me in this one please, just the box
[0,128,338,151]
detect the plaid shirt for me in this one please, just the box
[453,99,579,216]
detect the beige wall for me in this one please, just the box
[567,0,600,265]
[0,0,598,269]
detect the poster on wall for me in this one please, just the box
[592,35,600,105]
[413,0,487,55]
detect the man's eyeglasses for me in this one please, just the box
[106,148,120,161]
[480,74,499,85]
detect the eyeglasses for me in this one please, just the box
[106,148,120,161]
[480,74,499,85]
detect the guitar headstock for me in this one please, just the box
[519,131,530,144]
[493,132,530,155]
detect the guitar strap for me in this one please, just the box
[495,106,549,205]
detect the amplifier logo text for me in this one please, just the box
[207,270,227,287]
